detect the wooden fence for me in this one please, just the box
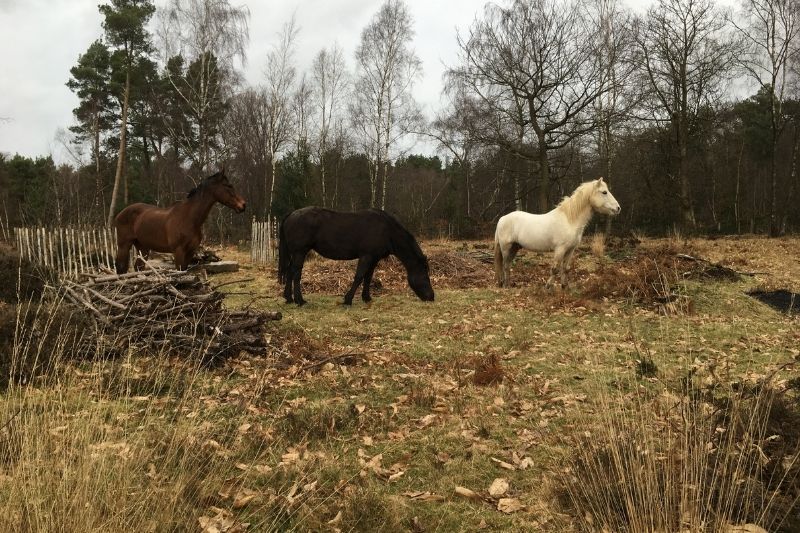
[13,219,278,276]
[14,226,121,277]
[251,217,278,265]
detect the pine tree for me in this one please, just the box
[66,40,115,210]
[99,0,155,226]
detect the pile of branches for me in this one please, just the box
[61,268,280,362]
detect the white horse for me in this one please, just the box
[494,178,621,289]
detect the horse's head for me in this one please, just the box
[407,258,435,302]
[589,178,621,216]
[208,169,247,213]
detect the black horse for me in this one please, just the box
[278,207,435,306]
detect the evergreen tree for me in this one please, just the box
[5,155,57,224]
[66,40,115,210]
[273,148,311,220]
[100,0,156,226]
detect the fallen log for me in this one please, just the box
[200,261,239,274]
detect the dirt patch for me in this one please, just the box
[288,241,741,313]
[748,290,800,314]
[689,235,800,290]
[295,247,496,296]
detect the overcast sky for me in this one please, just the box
[0,0,670,164]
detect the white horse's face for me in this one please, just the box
[590,178,621,216]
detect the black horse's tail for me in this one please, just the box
[278,217,290,284]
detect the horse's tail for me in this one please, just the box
[278,217,290,284]
[493,238,504,287]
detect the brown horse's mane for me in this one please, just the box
[187,171,223,199]
[556,181,595,223]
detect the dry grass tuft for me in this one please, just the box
[0,297,93,390]
[473,353,504,386]
[579,242,713,310]
[279,400,359,442]
[0,284,295,532]
[556,368,800,532]
[589,233,605,258]
[0,243,56,304]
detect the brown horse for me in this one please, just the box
[114,170,246,273]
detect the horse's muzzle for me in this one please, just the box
[236,202,247,213]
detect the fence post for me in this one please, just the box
[251,217,256,264]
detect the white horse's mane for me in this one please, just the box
[556,181,596,224]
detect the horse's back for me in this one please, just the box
[283,207,394,260]
[496,210,564,251]
[115,203,148,224]
[284,207,386,235]
[115,202,176,250]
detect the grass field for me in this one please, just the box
[1,235,799,531]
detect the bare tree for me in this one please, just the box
[587,0,638,233]
[293,73,312,150]
[351,0,423,209]
[636,0,739,230]
[311,44,348,207]
[732,0,800,235]
[588,0,637,184]
[429,84,487,218]
[224,88,267,169]
[451,0,617,212]
[263,16,299,218]
[157,0,250,172]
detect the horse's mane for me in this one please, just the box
[379,210,428,268]
[556,181,596,223]
[187,171,223,198]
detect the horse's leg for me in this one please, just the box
[115,240,133,274]
[560,247,576,289]
[344,256,373,306]
[283,248,305,304]
[283,262,294,304]
[291,251,309,306]
[546,246,567,291]
[360,258,379,303]
[500,242,519,288]
[173,247,190,270]
[506,243,521,287]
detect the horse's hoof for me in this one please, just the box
[342,300,353,306]
[295,300,306,307]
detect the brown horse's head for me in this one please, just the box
[191,170,247,213]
